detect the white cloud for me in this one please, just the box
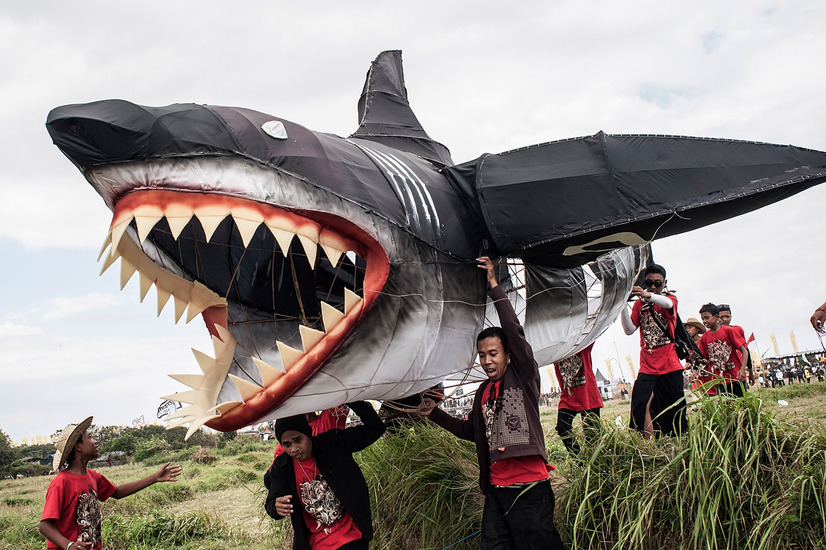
[0,321,41,337]
[38,292,125,322]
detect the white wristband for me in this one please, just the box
[67,543,74,550]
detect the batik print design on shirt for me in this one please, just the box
[75,489,102,545]
[640,306,671,351]
[707,340,733,375]
[557,354,586,390]
[487,387,530,450]
[300,475,343,534]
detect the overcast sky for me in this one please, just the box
[2,1,825,442]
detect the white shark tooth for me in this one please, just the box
[228,374,261,401]
[231,208,265,248]
[277,340,303,371]
[212,325,237,363]
[320,243,343,266]
[120,257,138,290]
[110,217,133,258]
[252,357,285,386]
[98,230,112,262]
[344,288,362,315]
[297,235,318,266]
[173,295,188,323]
[170,373,206,390]
[161,390,201,405]
[166,406,195,421]
[299,325,325,351]
[133,206,164,243]
[164,204,193,240]
[234,218,261,247]
[99,247,121,275]
[345,251,357,264]
[156,285,172,317]
[194,206,230,242]
[139,272,154,303]
[197,215,225,242]
[267,225,295,257]
[166,416,192,428]
[191,349,220,378]
[186,416,219,440]
[215,401,242,414]
[186,281,224,323]
[320,301,345,332]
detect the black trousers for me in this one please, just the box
[481,479,565,549]
[336,539,368,550]
[630,370,687,436]
[719,381,747,397]
[556,408,601,456]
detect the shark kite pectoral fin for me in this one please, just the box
[563,231,648,256]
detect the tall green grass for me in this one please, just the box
[558,393,826,549]
[357,423,484,549]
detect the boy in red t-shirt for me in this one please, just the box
[554,344,603,456]
[718,304,752,395]
[40,416,182,550]
[697,303,748,398]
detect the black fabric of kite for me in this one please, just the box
[448,132,826,267]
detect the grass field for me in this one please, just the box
[2,381,824,549]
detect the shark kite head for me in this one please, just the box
[47,50,826,436]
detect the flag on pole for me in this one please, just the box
[790,331,799,354]
[746,333,755,345]
[604,358,615,380]
[770,332,779,356]
[626,355,637,379]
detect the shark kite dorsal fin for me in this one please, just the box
[350,50,452,165]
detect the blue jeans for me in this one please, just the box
[481,479,565,549]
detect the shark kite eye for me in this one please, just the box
[262,120,288,140]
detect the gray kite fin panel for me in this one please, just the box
[350,50,452,165]
[523,245,648,366]
[448,132,826,268]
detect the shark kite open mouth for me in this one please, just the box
[47,50,826,437]
[98,189,388,436]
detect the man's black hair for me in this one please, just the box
[718,304,731,313]
[644,264,667,278]
[477,326,508,352]
[699,303,719,316]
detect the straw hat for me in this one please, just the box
[684,318,706,334]
[52,416,93,471]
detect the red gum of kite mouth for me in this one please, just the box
[104,190,389,431]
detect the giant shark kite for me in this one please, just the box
[47,50,826,437]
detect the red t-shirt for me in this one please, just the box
[293,456,361,550]
[631,295,684,375]
[481,381,550,487]
[698,325,746,382]
[554,344,604,411]
[41,469,117,550]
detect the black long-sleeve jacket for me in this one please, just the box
[264,401,385,549]
[428,285,547,494]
